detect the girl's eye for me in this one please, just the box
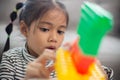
[39,28,49,32]
[57,30,65,35]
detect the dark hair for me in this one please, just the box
[19,0,69,27]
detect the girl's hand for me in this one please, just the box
[63,42,72,50]
[25,49,55,80]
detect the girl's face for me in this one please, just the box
[25,8,67,57]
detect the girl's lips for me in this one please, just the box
[46,46,56,50]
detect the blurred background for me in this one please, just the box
[0,0,120,80]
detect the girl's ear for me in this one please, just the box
[20,20,29,38]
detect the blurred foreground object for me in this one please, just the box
[55,48,107,80]
[55,1,113,80]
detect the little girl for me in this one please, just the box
[0,0,113,80]
[0,0,68,79]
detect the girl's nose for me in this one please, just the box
[48,31,57,43]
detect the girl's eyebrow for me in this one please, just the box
[59,25,67,29]
[39,21,67,28]
[40,21,53,26]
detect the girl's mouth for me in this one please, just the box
[46,46,56,51]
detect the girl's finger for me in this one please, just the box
[26,62,50,78]
[35,49,56,65]
[47,65,55,73]
[63,42,71,49]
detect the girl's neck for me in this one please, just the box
[25,43,39,58]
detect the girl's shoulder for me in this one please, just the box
[0,47,26,65]
[2,47,24,58]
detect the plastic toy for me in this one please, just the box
[55,1,113,80]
